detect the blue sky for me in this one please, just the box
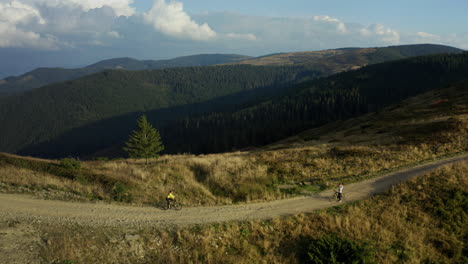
[0,0,467,77]
[134,0,468,34]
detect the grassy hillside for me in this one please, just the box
[1,81,466,206]
[0,65,313,154]
[38,162,467,263]
[230,44,463,70]
[0,54,250,96]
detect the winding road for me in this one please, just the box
[0,154,467,227]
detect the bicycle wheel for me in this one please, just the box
[331,191,338,202]
[173,202,182,211]
[159,201,169,210]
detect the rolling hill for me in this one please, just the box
[228,44,464,71]
[0,54,251,96]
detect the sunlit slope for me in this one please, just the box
[228,44,464,72]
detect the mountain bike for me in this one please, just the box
[332,191,344,202]
[159,199,182,210]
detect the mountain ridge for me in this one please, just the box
[227,44,464,69]
[0,44,463,96]
[0,54,251,96]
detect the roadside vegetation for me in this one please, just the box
[38,161,468,263]
[0,83,466,206]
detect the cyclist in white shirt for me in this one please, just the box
[337,183,344,202]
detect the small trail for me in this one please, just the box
[0,154,467,227]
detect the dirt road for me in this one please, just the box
[0,154,467,227]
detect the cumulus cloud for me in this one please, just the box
[313,15,347,34]
[0,1,57,49]
[0,24,58,49]
[360,24,400,44]
[29,0,136,17]
[143,0,217,41]
[0,1,45,24]
[0,0,137,50]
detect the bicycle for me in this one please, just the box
[332,191,344,202]
[160,199,182,210]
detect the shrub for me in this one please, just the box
[60,158,81,170]
[303,234,375,264]
[112,182,133,203]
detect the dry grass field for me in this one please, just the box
[225,48,376,74]
[36,161,467,264]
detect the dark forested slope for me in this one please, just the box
[16,52,468,158]
[0,65,316,154]
[159,52,468,154]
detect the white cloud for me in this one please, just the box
[313,15,348,34]
[143,0,217,41]
[373,24,400,43]
[0,1,57,49]
[0,1,45,24]
[360,24,400,44]
[0,23,57,49]
[0,0,135,49]
[30,0,135,17]
[226,33,257,41]
[416,31,439,39]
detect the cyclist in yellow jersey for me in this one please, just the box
[166,190,176,209]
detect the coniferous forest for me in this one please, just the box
[0,65,317,156]
[12,52,468,158]
[156,52,468,154]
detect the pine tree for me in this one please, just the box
[123,115,164,163]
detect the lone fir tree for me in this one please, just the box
[124,115,164,163]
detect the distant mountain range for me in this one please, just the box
[0,54,251,96]
[0,44,463,97]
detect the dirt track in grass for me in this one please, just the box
[0,154,467,228]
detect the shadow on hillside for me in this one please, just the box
[18,77,313,159]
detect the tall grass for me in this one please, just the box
[39,162,468,263]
